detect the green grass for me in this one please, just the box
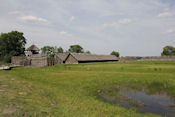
[0,61,175,117]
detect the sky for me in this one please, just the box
[0,0,175,56]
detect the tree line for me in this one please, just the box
[41,45,91,58]
[0,30,174,63]
[41,45,120,58]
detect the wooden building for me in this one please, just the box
[65,53,119,64]
[30,54,48,67]
[54,53,69,64]
[12,44,119,66]
[12,45,54,67]
[26,44,40,56]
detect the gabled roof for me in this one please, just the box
[55,53,69,61]
[26,45,40,51]
[70,53,119,61]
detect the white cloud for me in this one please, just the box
[69,16,75,22]
[19,15,49,24]
[8,11,50,25]
[118,18,133,24]
[8,11,21,15]
[164,8,170,11]
[59,31,72,37]
[103,22,117,27]
[103,18,133,27]
[158,12,174,17]
[59,31,68,35]
[166,29,175,34]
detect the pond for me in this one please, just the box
[98,86,175,117]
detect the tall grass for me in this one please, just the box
[0,61,175,117]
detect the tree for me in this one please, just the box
[41,46,56,58]
[0,31,26,62]
[68,45,84,53]
[57,47,64,53]
[161,46,175,56]
[110,51,120,57]
[85,50,91,54]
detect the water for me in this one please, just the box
[99,87,175,117]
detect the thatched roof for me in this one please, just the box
[26,45,39,51]
[70,53,119,61]
[55,53,69,61]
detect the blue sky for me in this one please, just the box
[0,0,175,56]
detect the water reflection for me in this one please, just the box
[99,87,175,117]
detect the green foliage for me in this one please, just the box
[110,51,120,57]
[57,47,64,53]
[161,46,175,56]
[0,31,26,62]
[85,50,91,54]
[68,45,84,53]
[41,46,56,58]
[136,56,142,59]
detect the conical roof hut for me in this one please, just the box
[26,45,40,54]
[26,45,40,51]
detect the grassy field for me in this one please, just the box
[0,61,175,117]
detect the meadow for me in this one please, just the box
[0,61,175,117]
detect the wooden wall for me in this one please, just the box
[54,55,63,64]
[31,56,48,67]
[47,58,55,66]
[65,54,78,64]
[11,56,30,66]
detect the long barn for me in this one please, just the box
[65,53,119,64]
